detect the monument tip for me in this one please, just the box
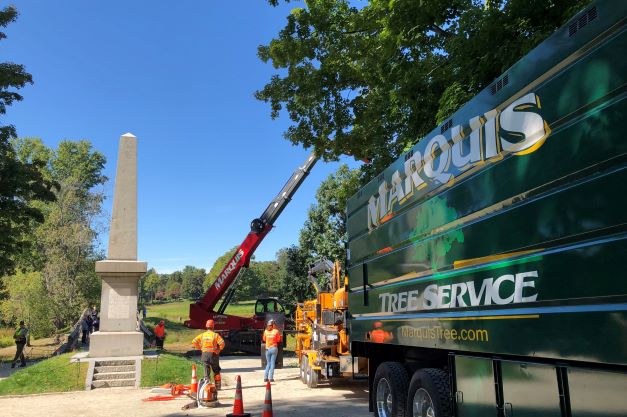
[121,132,136,138]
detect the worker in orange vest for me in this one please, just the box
[262,319,282,382]
[369,321,393,343]
[154,320,166,349]
[192,319,226,389]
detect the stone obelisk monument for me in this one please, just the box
[89,133,147,357]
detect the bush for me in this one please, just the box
[0,271,55,338]
[0,328,14,348]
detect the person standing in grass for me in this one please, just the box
[262,319,282,382]
[11,321,29,368]
[154,320,166,349]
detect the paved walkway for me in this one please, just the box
[0,356,369,417]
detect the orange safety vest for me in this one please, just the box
[370,329,391,344]
[263,328,282,349]
[154,325,165,338]
[192,330,225,353]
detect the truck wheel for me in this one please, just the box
[406,368,451,417]
[374,362,409,417]
[306,361,319,388]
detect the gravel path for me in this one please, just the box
[0,356,369,417]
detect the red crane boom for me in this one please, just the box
[185,153,317,331]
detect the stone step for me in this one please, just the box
[91,379,135,389]
[93,372,135,381]
[95,360,135,367]
[94,365,135,373]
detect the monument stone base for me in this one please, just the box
[89,331,144,357]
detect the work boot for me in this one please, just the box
[11,363,15,369]
[20,363,26,368]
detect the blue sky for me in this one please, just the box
[4,1,359,273]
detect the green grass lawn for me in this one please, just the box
[145,300,258,353]
[141,353,202,387]
[146,299,256,323]
[0,353,87,395]
[145,300,296,355]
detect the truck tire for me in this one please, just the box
[373,362,409,417]
[406,368,451,417]
[306,360,319,388]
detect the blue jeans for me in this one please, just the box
[264,347,278,380]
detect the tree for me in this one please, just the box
[250,260,283,295]
[181,265,206,300]
[0,7,56,276]
[258,0,590,175]
[275,246,314,306]
[231,267,260,302]
[7,138,107,328]
[204,246,240,291]
[143,270,162,302]
[299,165,360,264]
[203,246,262,303]
[0,270,55,338]
[165,280,182,300]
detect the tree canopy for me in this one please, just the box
[0,7,56,275]
[257,0,590,175]
[0,137,107,330]
[299,164,360,263]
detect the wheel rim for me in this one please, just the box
[412,388,435,417]
[375,378,393,417]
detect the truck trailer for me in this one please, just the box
[345,1,627,416]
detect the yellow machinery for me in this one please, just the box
[295,260,364,387]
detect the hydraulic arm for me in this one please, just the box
[186,153,317,329]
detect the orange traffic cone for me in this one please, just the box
[190,364,198,394]
[262,380,273,417]
[226,375,251,417]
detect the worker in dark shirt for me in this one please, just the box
[11,321,29,368]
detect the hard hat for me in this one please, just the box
[374,321,383,328]
[267,319,275,326]
[206,319,215,329]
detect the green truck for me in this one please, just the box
[345,1,627,416]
